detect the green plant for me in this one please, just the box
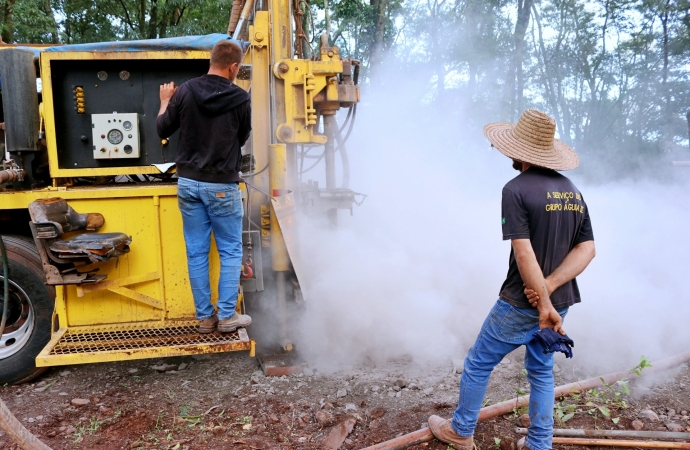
[237,415,251,425]
[631,355,652,377]
[554,401,576,425]
[494,437,501,448]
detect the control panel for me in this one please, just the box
[91,113,140,159]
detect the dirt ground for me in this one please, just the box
[0,347,688,450]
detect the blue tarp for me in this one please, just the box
[15,34,245,58]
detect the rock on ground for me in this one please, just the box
[637,409,660,422]
[70,399,90,407]
[666,422,684,432]
[631,419,644,430]
[322,417,357,450]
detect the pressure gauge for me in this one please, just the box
[119,70,130,80]
[97,71,108,81]
[107,129,123,144]
[92,112,139,160]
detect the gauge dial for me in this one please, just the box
[97,71,108,81]
[122,121,132,131]
[119,70,130,80]
[107,129,123,145]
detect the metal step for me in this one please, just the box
[36,321,254,367]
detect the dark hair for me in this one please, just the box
[210,41,243,68]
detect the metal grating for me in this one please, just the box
[48,325,246,355]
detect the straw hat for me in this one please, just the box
[484,109,579,171]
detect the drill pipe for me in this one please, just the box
[361,349,690,450]
[515,427,690,440]
[551,437,690,448]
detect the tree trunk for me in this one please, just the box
[148,0,159,38]
[1,0,15,43]
[502,0,534,121]
[369,0,386,77]
[660,0,671,131]
[139,0,147,38]
[42,0,59,43]
[532,4,565,140]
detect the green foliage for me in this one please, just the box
[554,376,631,426]
[1,0,689,168]
[631,355,653,376]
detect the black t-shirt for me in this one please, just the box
[499,167,594,309]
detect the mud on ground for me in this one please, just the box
[0,348,688,449]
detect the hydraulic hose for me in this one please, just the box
[0,237,52,450]
[0,237,7,338]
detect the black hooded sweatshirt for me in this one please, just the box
[157,74,251,183]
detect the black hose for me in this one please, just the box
[338,106,353,135]
[0,236,8,339]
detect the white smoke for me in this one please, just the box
[292,67,690,378]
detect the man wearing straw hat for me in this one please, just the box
[428,109,596,450]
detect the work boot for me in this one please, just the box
[198,315,218,334]
[428,415,476,450]
[517,437,530,450]
[218,313,252,333]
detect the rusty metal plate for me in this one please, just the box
[271,192,306,291]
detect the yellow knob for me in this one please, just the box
[161,139,169,146]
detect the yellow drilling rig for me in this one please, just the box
[0,0,361,384]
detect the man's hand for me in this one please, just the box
[539,306,565,335]
[524,278,554,308]
[160,82,176,102]
[158,82,177,117]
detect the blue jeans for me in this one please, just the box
[177,177,244,320]
[452,299,568,450]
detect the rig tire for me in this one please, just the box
[0,235,54,384]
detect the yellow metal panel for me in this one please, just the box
[0,184,178,209]
[77,271,160,296]
[0,185,220,328]
[107,287,163,310]
[39,51,209,178]
[61,197,166,325]
[269,144,290,271]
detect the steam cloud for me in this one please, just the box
[292,70,690,378]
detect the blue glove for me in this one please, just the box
[532,328,574,359]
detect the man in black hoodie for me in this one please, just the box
[157,40,252,334]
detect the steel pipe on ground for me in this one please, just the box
[361,350,690,450]
[516,427,690,440]
[551,437,690,448]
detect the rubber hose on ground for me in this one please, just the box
[0,398,52,450]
